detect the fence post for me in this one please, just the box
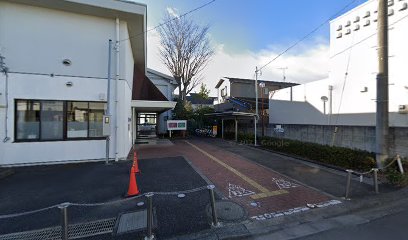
[345,170,353,200]
[145,193,154,240]
[58,203,70,240]
[207,185,219,227]
[397,155,404,174]
[373,168,379,194]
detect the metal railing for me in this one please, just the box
[0,185,219,240]
[344,155,405,199]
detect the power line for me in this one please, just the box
[258,0,360,72]
[119,0,216,43]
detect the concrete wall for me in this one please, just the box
[0,2,140,165]
[272,0,408,126]
[266,124,408,157]
[270,99,408,127]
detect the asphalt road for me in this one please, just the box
[0,157,213,239]
[298,209,408,240]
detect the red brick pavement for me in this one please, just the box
[136,139,331,219]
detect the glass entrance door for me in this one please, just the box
[137,113,157,138]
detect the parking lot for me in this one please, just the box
[0,137,378,239]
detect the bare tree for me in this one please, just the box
[158,14,214,104]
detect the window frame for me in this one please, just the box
[14,99,106,142]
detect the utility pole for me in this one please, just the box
[376,0,389,168]
[105,40,112,164]
[277,67,288,81]
[255,67,259,146]
[259,82,266,137]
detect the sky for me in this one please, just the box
[132,0,368,95]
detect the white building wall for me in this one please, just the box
[0,2,139,165]
[0,2,115,78]
[271,0,408,127]
[147,71,177,134]
[216,80,231,103]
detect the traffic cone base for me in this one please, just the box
[127,168,140,197]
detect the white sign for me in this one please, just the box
[167,120,187,131]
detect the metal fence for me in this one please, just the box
[344,155,405,199]
[0,185,219,240]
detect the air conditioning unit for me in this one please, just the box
[398,105,408,113]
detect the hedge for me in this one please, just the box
[225,132,376,171]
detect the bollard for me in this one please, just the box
[145,193,154,240]
[373,168,379,194]
[397,155,404,175]
[344,170,353,200]
[58,203,70,240]
[207,185,219,227]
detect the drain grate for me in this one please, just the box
[115,210,147,235]
[0,218,116,240]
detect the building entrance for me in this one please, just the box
[137,113,157,138]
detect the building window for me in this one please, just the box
[15,99,106,142]
[41,101,64,140]
[364,11,371,18]
[67,102,89,138]
[16,100,41,140]
[221,86,227,97]
[89,102,105,137]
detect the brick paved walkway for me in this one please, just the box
[136,139,334,220]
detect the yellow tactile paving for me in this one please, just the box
[185,141,289,199]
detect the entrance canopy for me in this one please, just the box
[205,111,258,144]
[131,100,176,113]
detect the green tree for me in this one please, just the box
[197,83,210,99]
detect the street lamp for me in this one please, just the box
[321,96,328,114]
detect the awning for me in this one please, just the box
[205,111,258,119]
[205,111,259,145]
[131,100,177,113]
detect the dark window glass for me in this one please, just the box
[67,102,89,138]
[15,100,106,141]
[41,101,63,140]
[16,100,40,140]
[89,102,105,137]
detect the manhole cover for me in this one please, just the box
[206,200,247,222]
[114,209,156,235]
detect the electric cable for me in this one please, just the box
[119,0,216,43]
[258,0,360,72]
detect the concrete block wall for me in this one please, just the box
[266,124,408,157]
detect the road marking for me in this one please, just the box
[185,141,288,199]
[250,190,288,200]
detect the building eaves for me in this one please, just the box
[226,77,298,87]
[215,78,225,89]
[147,68,177,85]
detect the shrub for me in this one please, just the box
[384,157,408,187]
[226,133,376,171]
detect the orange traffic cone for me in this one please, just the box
[132,151,140,174]
[127,167,140,197]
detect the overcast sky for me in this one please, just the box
[133,0,368,96]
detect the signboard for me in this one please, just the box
[212,125,217,136]
[167,120,187,131]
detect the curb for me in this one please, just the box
[168,187,408,240]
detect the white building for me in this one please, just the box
[145,68,177,135]
[270,0,408,155]
[0,0,147,166]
